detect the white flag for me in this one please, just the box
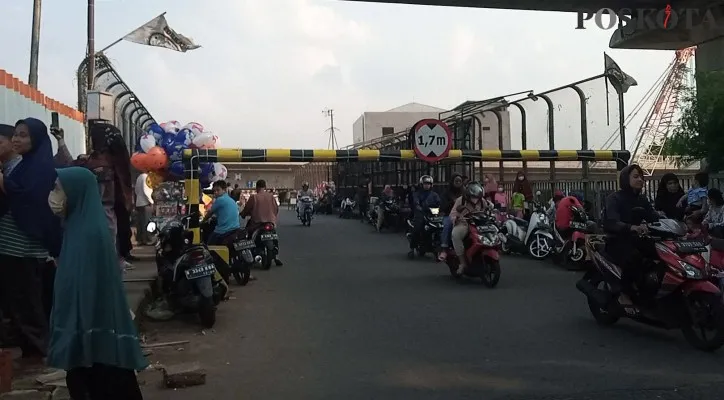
[604,53,637,94]
[123,14,200,52]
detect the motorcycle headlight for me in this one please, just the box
[479,234,500,247]
[430,208,439,216]
[146,221,157,233]
[679,260,704,279]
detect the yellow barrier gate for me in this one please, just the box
[182,148,630,246]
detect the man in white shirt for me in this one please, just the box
[135,173,154,245]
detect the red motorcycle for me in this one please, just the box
[443,210,502,288]
[577,217,724,351]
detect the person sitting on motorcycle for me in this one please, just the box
[408,175,441,258]
[375,185,396,232]
[438,173,464,261]
[240,179,283,266]
[554,192,583,241]
[449,182,486,275]
[603,164,659,305]
[703,188,724,238]
[202,180,242,245]
[296,182,315,218]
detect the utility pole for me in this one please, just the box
[322,108,339,150]
[87,0,95,90]
[28,0,42,88]
[322,108,339,184]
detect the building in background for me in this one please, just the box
[352,102,447,144]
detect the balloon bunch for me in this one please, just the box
[130,121,228,188]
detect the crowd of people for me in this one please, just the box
[0,119,147,399]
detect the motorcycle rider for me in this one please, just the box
[240,179,283,266]
[296,182,315,218]
[438,173,464,261]
[603,164,659,305]
[408,175,441,258]
[450,182,487,275]
[553,191,583,241]
[202,180,242,245]
[374,185,396,232]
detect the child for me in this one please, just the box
[685,214,705,240]
[493,186,508,211]
[679,172,709,217]
[511,191,525,218]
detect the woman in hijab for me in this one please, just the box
[47,167,147,399]
[654,173,685,220]
[512,171,533,202]
[374,185,395,231]
[0,118,62,361]
[55,123,133,270]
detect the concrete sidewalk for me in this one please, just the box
[123,245,158,321]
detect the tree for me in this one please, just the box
[663,71,724,171]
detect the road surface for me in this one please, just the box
[143,210,724,400]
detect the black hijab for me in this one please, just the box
[655,173,684,220]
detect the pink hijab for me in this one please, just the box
[483,174,498,195]
[382,185,394,197]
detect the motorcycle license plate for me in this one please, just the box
[674,240,707,253]
[184,264,216,280]
[570,221,587,230]
[233,239,256,251]
[429,217,442,223]
[260,233,278,241]
[477,226,497,233]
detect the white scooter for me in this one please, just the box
[499,193,555,260]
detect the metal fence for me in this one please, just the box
[76,54,156,152]
[296,71,629,199]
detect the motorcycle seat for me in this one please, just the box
[711,238,724,252]
[513,217,528,227]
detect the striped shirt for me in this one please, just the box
[0,211,49,259]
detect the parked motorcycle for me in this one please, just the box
[147,219,227,328]
[247,221,280,270]
[499,201,554,260]
[298,196,314,226]
[576,217,724,351]
[442,210,502,287]
[406,206,443,258]
[552,206,598,269]
[339,197,356,219]
[200,216,257,286]
[371,197,401,231]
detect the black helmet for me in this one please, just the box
[419,175,433,185]
[465,182,484,199]
[302,182,309,189]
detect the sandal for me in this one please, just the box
[438,252,447,262]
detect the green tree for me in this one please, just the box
[663,70,724,171]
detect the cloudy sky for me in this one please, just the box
[2,0,676,150]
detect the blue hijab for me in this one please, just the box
[47,167,147,371]
[3,118,62,256]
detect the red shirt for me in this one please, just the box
[555,196,582,230]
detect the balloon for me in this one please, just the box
[212,162,227,181]
[183,122,204,136]
[166,143,186,162]
[192,132,215,149]
[146,171,165,189]
[174,129,194,147]
[147,123,165,144]
[161,132,176,150]
[161,120,181,134]
[139,134,156,153]
[131,152,150,172]
[169,161,185,177]
[146,146,169,170]
[199,163,214,185]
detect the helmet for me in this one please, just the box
[553,190,564,201]
[302,182,309,189]
[465,182,484,199]
[419,175,433,186]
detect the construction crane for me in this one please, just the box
[596,47,695,175]
[631,47,696,175]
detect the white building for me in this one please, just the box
[352,102,446,144]
[352,101,511,150]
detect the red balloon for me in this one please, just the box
[130,152,150,172]
[145,146,169,170]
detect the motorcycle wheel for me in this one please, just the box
[528,234,552,260]
[232,264,250,286]
[198,296,216,328]
[260,243,273,270]
[569,240,585,264]
[500,240,512,255]
[586,278,619,326]
[681,292,724,352]
[481,259,501,288]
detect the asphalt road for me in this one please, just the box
[144,210,724,400]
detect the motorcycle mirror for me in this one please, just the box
[535,190,542,196]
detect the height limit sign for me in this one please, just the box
[411,119,452,163]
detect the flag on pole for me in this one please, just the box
[604,53,637,94]
[123,13,200,52]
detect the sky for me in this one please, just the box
[1,0,676,150]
